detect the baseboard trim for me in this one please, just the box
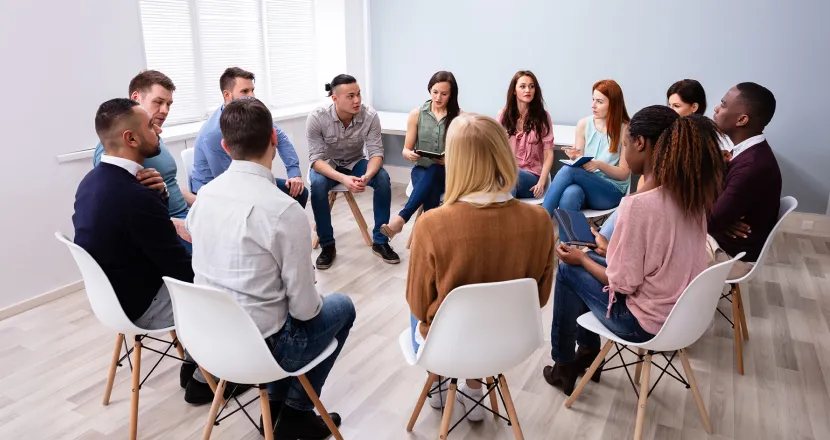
[384,164,413,185]
[0,280,84,320]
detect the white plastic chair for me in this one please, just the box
[162,277,344,440]
[517,174,552,205]
[580,182,631,225]
[564,253,745,440]
[55,232,207,440]
[404,178,445,249]
[181,147,195,192]
[307,167,372,248]
[721,196,797,375]
[399,279,542,439]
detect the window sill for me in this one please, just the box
[57,101,328,164]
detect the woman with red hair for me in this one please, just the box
[541,80,631,221]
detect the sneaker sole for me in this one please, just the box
[316,262,333,270]
[372,249,400,264]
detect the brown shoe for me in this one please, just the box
[542,362,583,396]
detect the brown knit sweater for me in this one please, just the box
[406,199,556,339]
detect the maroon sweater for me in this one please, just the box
[708,140,781,261]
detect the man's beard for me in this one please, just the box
[143,136,162,158]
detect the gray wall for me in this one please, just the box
[370,0,830,214]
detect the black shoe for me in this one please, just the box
[542,362,583,396]
[184,380,253,405]
[259,400,284,434]
[372,243,400,264]
[274,406,342,440]
[574,347,603,383]
[316,245,336,270]
[180,362,197,389]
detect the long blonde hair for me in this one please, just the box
[444,113,519,205]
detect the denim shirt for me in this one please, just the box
[190,104,301,193]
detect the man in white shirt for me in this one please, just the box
[186,97,355,439]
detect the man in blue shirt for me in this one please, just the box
[93,70,195,254]
[190,67,308,207]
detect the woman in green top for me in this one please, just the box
[381,71,460,239]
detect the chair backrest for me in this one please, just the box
[54,232,143,334]
[739,196,798,279]
[181,148,195,192]
[416,278,543,379]
[642,253,744,352]
[163,277,285,385]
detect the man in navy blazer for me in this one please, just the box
[73,98,232,405]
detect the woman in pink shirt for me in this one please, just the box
[543,106,725,395]
[497,71,554,199]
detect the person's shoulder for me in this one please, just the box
[576,117,588,129]
[510,201,553,225]
[361,104,378,118]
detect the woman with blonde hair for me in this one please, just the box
[406,113,556,421]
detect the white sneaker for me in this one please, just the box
[456,383,485,422]
[428,380,447,409]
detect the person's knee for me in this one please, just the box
[560,185,584,210]
[327,293,356,325]
[372,168,391,189]
[309,173,329,197]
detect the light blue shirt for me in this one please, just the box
[190,104,301,193]
[583,117,629,194]
[93,139,189,218]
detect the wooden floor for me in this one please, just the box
[3,184,830,440]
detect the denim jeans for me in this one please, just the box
[309,159,392,247]
[275,178,309,209]
[171,210,192,255]
[265,293,356,411]
[400,164,444,222]
[410,313,420,355]
[550,252,654,363]
[511,168,541,198]
[599,210,618,240]
[542,166,623,216]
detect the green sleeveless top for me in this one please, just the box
[415,100,447,168]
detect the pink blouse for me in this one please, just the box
[605,187,707,335]
[496,109,554,176]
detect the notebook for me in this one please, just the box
[553,209,596,247]
[414,150,445,160]
[559,156,594,167]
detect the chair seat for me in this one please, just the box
[398,329,417,366]
[519,197,544,205]
[329,184,349,192]
[576,312,657,350]
[581,207,617,219]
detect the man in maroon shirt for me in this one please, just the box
[708,82,781,278]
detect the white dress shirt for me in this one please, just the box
[729,134,766,160]
[100,154,144,175]
[186,160,322,338]
[458,191,514,204]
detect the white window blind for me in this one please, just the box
[137,0,320,126]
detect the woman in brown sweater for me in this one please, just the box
[406,112,556,421]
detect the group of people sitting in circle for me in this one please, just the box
[72,64,782,437]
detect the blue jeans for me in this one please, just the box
[265,293,356,411]
[542,166,624,216]
[599,210,618,240]
[275,178,309,209]
[400,164,444,222]
[511,168,540,198]
[550,252,654,363]
[309,159,392,247]
[171,210,192,255]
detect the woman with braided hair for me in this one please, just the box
[542,105,725,395]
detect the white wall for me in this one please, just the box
[0,1,146,310]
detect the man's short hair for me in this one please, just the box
[219,97,273,160]
[220,67,255,93]
[735,82,776,128]
[128,70,176,96]
[95,98,140,138]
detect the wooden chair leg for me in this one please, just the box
[438,379,458,440]
[633,354,653,440]
[201,379,227,440]
[486,376,499,418]
[297,374,343,440]
[679,349,712,434]
[732,286,745,375]
[129,336,142,440]
[633,347,645,385]
[103,333,124,406]
[406,207,423,250]
[565,340,614,408]
[735,284,749,341]
[197,366,224,408]
[169,330,185,360]
[259,384,275,440]
[407,373,438,431]
[497,375,524,440]
[343,192,372,246]
[312,193,337,249]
